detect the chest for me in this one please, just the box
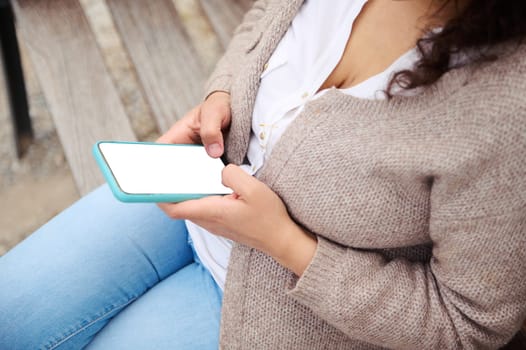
[319,0,425,91]
[257,95,439,249]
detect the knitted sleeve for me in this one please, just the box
[287,109,526,349]
[203,0,267,98]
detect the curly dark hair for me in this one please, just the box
[387,0,526,95]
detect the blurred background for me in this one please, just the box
[0,0,227,255]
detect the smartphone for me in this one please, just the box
[93,141,232,202]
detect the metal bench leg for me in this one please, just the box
[0,1,33,157]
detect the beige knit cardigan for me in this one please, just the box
[205,1,526,348]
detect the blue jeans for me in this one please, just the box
[0,185,222,350]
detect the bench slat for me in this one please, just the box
[12,0,136,195]
[199,0,246,50]
[106,0,206,132]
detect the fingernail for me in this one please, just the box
[207,143,222,157]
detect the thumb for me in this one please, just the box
[200,117,224,158]
[199,102,230,158]
[222,164,260,198]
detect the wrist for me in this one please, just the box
[204,90,230,101]
[273,222,317,277]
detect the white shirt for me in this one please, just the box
[187,0,419,290]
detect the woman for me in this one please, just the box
[1,0,525,348]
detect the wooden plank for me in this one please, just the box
[12,0,136,195]
[80,0,158,141]
[199,0,246,50]
[171,0,224,73]
[107,0,207,132]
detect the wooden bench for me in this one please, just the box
[10,0,253,195]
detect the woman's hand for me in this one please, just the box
[158,164,317,276]
[157,91,231,158]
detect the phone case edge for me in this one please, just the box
[92,141,224,203]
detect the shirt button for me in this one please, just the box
[301,92,309,99]
[263,63,269,71]
[259,131,265,140]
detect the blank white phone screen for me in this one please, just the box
[99,142,232,195]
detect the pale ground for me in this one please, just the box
[0,0,219,255]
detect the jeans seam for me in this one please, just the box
[46,296,139,350]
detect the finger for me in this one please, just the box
[157,107,200,144]
[200,102,230,158]
[160,196,224,221]
[200,115,224,158]
[156,123,195,144]
[221,164,261,198]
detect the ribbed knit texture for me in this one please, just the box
[205,1,526,348]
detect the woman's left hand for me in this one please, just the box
[158,164,317,276]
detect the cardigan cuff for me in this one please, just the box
[286,236,348,307]
[204,74,232,100]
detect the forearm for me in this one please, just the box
[286,213,526,349]
[288,239,455,349]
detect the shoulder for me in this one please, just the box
[461,41,526,110]
[430,41,526,137]
[428,43,526,219]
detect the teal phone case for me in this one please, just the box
[93,141,224,203]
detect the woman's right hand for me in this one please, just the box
[156,91,231,158]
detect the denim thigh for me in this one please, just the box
[87,262,222,350]
[0,185,204,350]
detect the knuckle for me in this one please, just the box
[222,164,235,179]
[184,105,201,123]
[182,107,202,132]
[224,163,236,172]
[202,104,229,123]
[200,126,218,140]
[217,103,231,119]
